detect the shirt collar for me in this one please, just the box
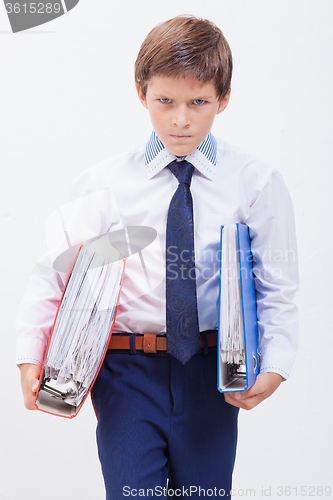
[145,131,217,180]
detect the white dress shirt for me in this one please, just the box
[16,132,299,379]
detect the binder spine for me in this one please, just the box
[236,224,260,389]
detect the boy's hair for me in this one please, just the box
[135,15,232,101]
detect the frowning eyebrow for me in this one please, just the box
[152,92,216,100]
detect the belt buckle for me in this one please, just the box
[143,333,157,353]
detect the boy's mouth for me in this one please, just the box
[170,134,191,140]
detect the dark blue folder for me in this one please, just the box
[218,223,260,393]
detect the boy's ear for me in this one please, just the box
[217,89,231,115]
[136,83,148,110]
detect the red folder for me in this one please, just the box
[35,245,125,418]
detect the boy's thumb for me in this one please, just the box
[30,378,40,393]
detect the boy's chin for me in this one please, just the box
[167,142,198,158]
[158,132,203,157]
[161,133,206,157]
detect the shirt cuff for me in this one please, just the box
[259,346,296,380]
[16,336,47,368]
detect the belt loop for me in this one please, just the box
[200,331,209,355]
[130,333,137,354]
[143,333,157,353]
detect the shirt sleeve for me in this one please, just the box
[15,253,68,367]
[15,165,122,367]
[245,168,299,379]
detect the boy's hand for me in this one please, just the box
[19,363,41,410]
[224,372,283,410]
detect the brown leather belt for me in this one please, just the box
[108,331,218,354]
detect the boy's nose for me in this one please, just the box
[173,105,190,128]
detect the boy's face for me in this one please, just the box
[137,75,230,157]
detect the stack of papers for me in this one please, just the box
[37,245,124,415]
[219,224,245,365]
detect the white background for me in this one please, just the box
[1,1,332,499]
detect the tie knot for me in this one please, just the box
[168,160,194,187]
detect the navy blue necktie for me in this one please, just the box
[166,160,201,364]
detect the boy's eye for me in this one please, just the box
[193,99,206,105]
[160,98,172,104]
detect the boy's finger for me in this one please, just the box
[31,380,39,393]
[228,388,258,401]
[27,370,41,392]
[23,384,38,410]
[24,395,37,410]
[239,386,265,400]
[235,375,268,400]
[225,391,265,410]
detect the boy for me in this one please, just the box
[17,15,299,499]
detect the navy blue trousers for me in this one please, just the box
[92,342,239,499]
